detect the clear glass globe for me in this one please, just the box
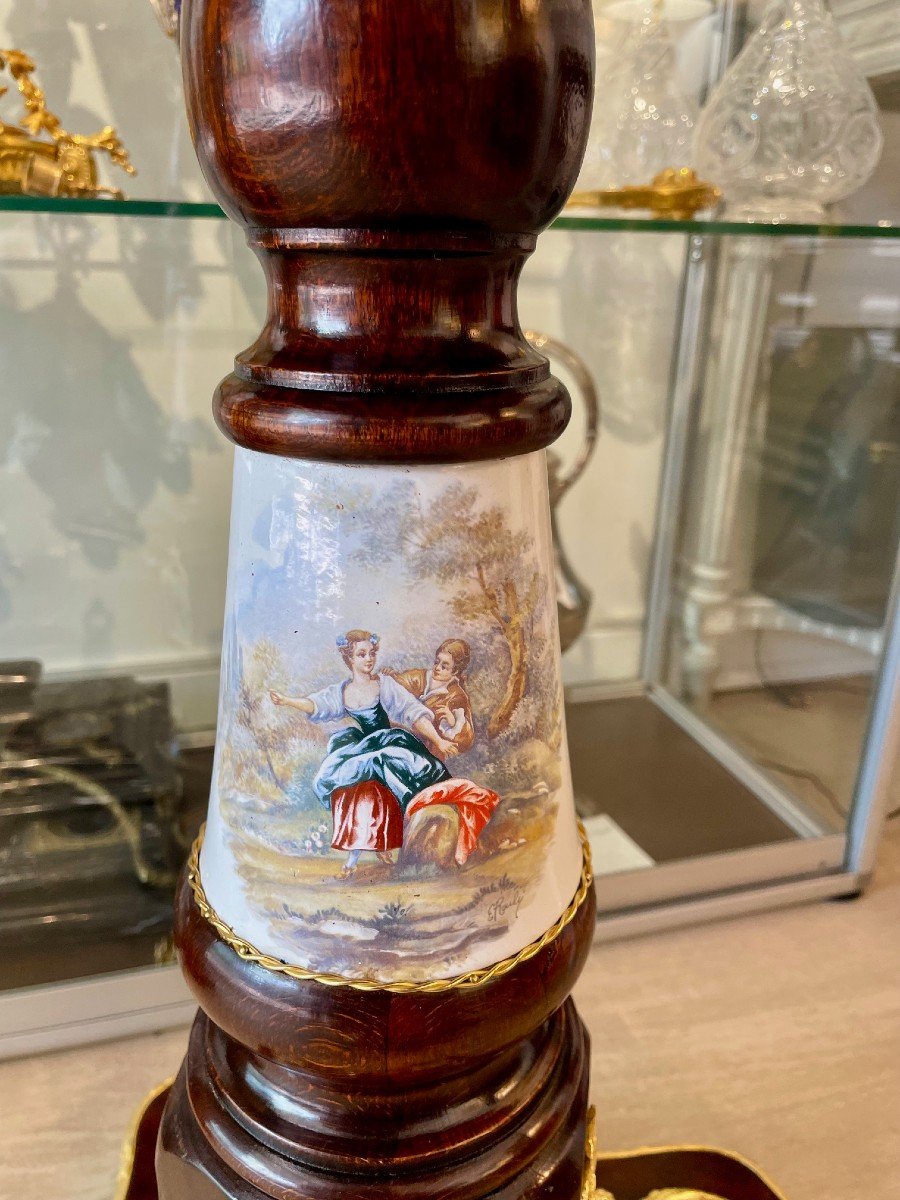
[694,0,883,221]
[579,4,699,190]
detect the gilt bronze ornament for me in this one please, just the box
[0,49,134,199]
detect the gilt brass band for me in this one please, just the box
[186,821,594,994]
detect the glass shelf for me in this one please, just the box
[555,214,900,239]
[0,193,897,239]
[0,195,223,220]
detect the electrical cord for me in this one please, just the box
[750,628,900,823]
[755,754,847,822]
[753,627,806,709]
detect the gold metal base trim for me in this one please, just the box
[113,1077,174,1200]
[580,1106,790,1200]
[186,821,594,994]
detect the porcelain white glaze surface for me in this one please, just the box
[199,448,583,984]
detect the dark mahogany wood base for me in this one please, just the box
[154,868,596,1200]
[124,1083,790,1200]
[158,1000,589,1200]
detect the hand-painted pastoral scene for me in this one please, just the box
[200,451,583,983]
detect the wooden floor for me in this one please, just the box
[0,820,898,1200]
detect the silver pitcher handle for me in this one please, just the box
[524,330,600,500]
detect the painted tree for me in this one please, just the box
[355,481,546,738]
[235,639,291,790]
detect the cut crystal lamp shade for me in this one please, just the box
[694,0,883,222]
[579,6,698,191]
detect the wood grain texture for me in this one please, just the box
[178,0,594,462]
[127,1089,792,1200]
[180,4,592,234]
[156,867,595,1199]
[171,859,596,1081]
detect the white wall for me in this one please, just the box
[0,1,891,730]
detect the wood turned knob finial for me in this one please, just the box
[180,0,595,463]
[182,1,593,234]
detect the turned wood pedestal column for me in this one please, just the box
[157,3,597,1198]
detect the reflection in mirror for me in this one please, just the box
[664,237,900,841]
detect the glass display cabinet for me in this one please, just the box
[0,0,897,1055]
[561,218,900,936]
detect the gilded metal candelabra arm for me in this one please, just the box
[0,48,135,198]
[568,168,720,222]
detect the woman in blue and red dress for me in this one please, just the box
[271,629,499,875]
[271,629,455,875]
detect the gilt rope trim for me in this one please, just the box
[187,822,593,993]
